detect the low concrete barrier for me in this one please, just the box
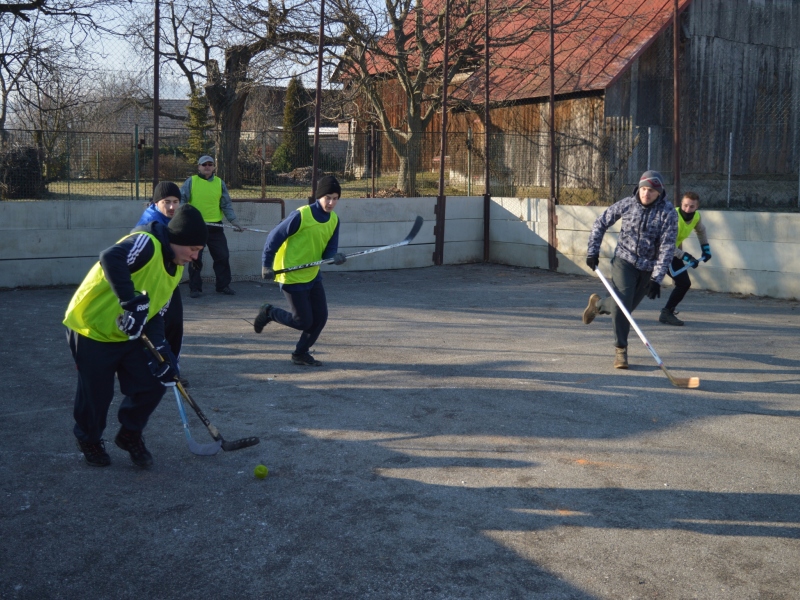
[1,197,798,300]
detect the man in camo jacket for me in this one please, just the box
[581,170,678,369]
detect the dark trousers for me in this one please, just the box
[270,279,328,355]
[664,256,691,311]
[188,224,231,292]
[164,286,183,358]
[67,330,166,443]
[597,256,652,348]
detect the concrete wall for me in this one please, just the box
[2,198,798,300]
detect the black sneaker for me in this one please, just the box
[659,308,684,326]
[189,289,202,298]
[217,286,236,295]
[114,428,153,467]
[291,352,322,366]
[76,439,111,467]
[254,303,273,333]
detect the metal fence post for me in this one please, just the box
[727,132,733,208]
[134,125,140,201]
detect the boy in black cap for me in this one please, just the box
[253,175,345,366]
[64,204,207,467]
[581,170,678,369]
[134,181,185,367]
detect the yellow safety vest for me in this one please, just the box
[64,233,183,342]
[189,175,223,222]
[274,205,339,285]
[675,207,701,247]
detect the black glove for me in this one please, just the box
[586,255,599,271]
[261,266,275,280]
[117,293,150,339]
[701,244,712,262]
[145,343,179,386]
[681,252,700,269]
[647,280,661,300]
[333,252,347,265]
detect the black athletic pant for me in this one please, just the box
[269,278,328,355]
[664,256,691,311]
[164,287,183,358]
[188,224,231,292]
[597,256,652,348]
[67,330,166,443]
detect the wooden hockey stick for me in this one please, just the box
[596,268,700,389]
[272,215,424,275]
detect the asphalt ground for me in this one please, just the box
[1,263,799,600]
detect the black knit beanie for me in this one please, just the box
[316,175,342,199]
[152,181,181,204]
[168,204,208,247]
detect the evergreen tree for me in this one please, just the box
[271,77,312,173]
[184,90,211,164]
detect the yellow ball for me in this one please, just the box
[254,464,268,479]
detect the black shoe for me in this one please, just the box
[217,286,236,295]
[76,439,111,467]
[659,308,684,326]
[291,352,322,366]
[254,303,273,333]
[114,428,153,467]
[189,289,201,298]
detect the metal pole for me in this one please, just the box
[153,0,160,189]
[647,126,652,171]
[434,0,450,266]
[672,0,680,204]
[310,0,325,203]
[134,125,140,201]
[261,131,267,200]
[370,125,376,198]
[482,0,491,262]
[547,0,558,271]
[467,127,472,196]
[727,132,733,208]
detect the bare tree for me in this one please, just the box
[124,0,330,187]
[328,0,596,194]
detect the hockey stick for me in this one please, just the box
[595,268,700,389]
[141,335,260,451]
[206,222,270,234]
[272,215,424,275]
[173,387,222,456]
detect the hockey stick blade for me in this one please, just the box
[175,382,261,451]
[174,387,222,455]
[273,216,424,275]
[595,268,700,389]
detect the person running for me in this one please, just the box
[180,155,243,298]
[64,204,207,467]
[659,191,712,326]
[582,170,678,369]
[253,176,346,366]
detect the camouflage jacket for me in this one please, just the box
[587,194,678,284]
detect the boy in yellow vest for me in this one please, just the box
[64,204,207,467]
[253,176,346,366]
[659,191,712,326]
[180,155,243,298]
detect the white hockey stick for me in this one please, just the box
[596,267,700,389]
[207,222,271,234]
[273,215,424,275]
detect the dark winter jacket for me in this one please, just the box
[587,194,678,284]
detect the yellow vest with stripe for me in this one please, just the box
[189,175,223,222]
[274,205,339,285]
[63,233,183,342]
[675,207,701,247]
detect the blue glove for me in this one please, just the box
[701,244,712,262]
[117,293,150,339]
[333,253,347,265]
[145,344,179,386]
[682,252,700,269]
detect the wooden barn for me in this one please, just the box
[346,0,800,205]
